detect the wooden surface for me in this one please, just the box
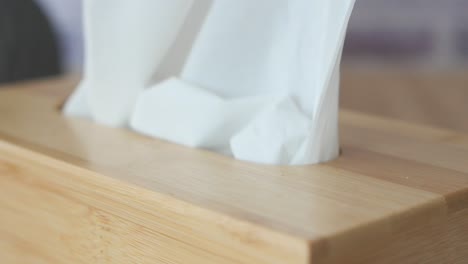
[341,68,468,132]
[0,75,468,263]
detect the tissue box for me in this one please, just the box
[0,76,468,264]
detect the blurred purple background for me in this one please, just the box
[35,0,468,72]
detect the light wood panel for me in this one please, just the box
[0,76,468,263]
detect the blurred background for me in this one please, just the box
[1,0,467,130]
[27,0,468,72]
[346,0,468,69]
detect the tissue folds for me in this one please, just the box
[64,0,356,165]
[71,0,195,126]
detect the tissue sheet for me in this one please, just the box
[64,0,356,165]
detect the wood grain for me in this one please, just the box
[0,76,468,263]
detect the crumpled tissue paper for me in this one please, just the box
[64,0,356,165]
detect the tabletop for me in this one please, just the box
[0,73,467,263]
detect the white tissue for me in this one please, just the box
[68,0,194,126]
[65,0,356,165]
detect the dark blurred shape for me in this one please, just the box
[0,0,61,84]
[458,31,468,57]
[344,30,434,60]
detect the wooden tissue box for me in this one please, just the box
[1,77,467,264]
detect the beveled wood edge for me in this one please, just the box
[0,139,313,263]
[3,137,453,263]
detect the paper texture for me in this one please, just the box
[64,0,356,165]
